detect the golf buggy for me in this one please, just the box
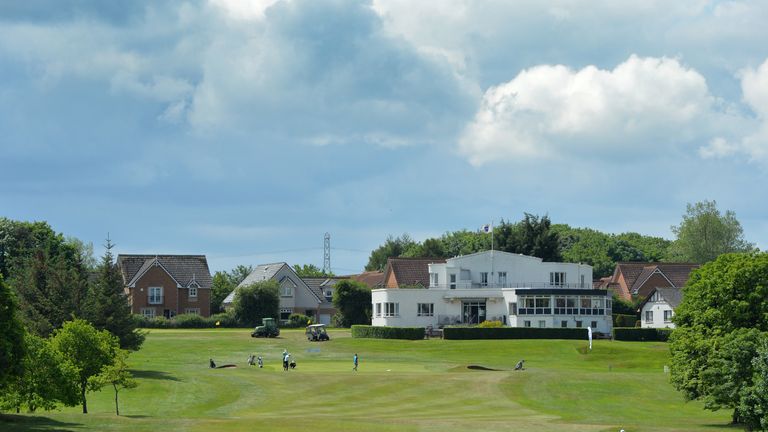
[305,324,330,341]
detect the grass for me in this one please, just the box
[0,328,734,432]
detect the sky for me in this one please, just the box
[1,0,767,274]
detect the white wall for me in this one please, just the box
[641,302,675,329]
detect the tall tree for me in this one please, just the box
[293,264,334,277]
[670,252,768,425]
[669,200,754,263]
[50,319,119,414]
[232,280,280,327]
[86,238,144,351]
[518,213,561,261]
[332,280,371,327]
[210,265,255,314]
[0,274,25,389]
[89,349,137,416]
[365,234,418,271]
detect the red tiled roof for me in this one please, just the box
[347,271,385,288]
[612,262,699,299]
[384,257,446,288]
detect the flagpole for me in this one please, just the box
[491,219,494,283]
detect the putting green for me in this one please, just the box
[1,328,732,431]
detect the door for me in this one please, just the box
[462,301,486,324]
[319,314,331,325]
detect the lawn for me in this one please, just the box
[1,328,734,432]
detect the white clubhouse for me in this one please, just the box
[371,250,613,333]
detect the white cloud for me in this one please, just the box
[458,55,714,165]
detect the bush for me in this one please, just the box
[612,327,673,341]
[443,327,588,340]
[133,311,241,329]
[613,314,637,328]
[477,320,503,328]
[351,325,425,340]
[282,314,312,328]
[209,312,239,328]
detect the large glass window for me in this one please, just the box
[480,272,489,287]
[535,296,551,314]
[645,310,653,323]
[550,272,566,286]
[148,287,163,304]
[417,303,434,317]
[141,307,155,318]
[580,297,592,315]
[384,302,399,317]
[449,274,456,289]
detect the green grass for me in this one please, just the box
[1,329,734,432]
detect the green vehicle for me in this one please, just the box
[251,317,280,338]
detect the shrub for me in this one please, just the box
[351,325,425,340]
[613,314,637,328]
[173,313,209,328]
[443,327,588,340]
[132,311,241,329]
[283,314,312,328]
[477,320,503,328]
[209,312,239,328]
[612,327,673,341]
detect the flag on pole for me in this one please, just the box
[587,326,593,350]
[481,224,492,233]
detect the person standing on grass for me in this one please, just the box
[353,353,358,371]
[257,355,263,368]
[283,351,290,371]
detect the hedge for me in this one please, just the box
[134,312,240,329]
[351,325,425,340]
[612,314,638,328]
[443,327,588,340]
[612,327,673,342]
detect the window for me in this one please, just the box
[591,321,597,329]
[324,289,333,302]
[538,320,546,328]
[561,320,568,328]
[550,272,566,287]
[498,272,507,286]
[645,310,654,323]
[430,273,439,287]
[375,303,382,318]
[575,320,582,328]
[580,274,585,288]
[148,287,163,304]
[534,296,551,314]
[141,307,156,318]
[580,297,592,315]
[664,310,673,322]
[188,286,198,298]
[185,308,200,315]
[280,308,292,321]
[509,302,518,315]
[524,320,531,328]
[383,302,399,317]
[281,283,293,297]
[449,274,456,289]
[480,272,489,287]
[518,296,535,315]
[417,303,434,317]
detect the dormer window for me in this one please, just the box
[189,286,198,298]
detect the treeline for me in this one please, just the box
[0,218,143,415]
[365,201,755,278]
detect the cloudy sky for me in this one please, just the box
[1,0,767,274]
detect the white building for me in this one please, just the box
[371,250,613,333]
[639,287,681,329]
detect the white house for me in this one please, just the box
[371,250,613,333]
[639,287,681,329]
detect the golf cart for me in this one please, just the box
[251,317,280,338]
[305,324,330,341]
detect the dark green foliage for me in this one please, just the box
[670,252,768,425]
[133,312,239,329]
[210,265,254,314]
[351,325,425,340]
[669,200,755,263]
[738,339,768,431]
[332,280,372,327]
[283,313,312,328]
[443,327,588,340]
[85,238,144,351]
[233,280,280,327]
[612,327,672,341]
[0,333,79,413]
[0,274,25,389]
[612,314,638,328]
[292,264,333,277]
[610,295,637,316]
[365,234,418,271]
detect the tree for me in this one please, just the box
[670,252,768,425]
[332,280,371,327]
[86,238,144,350]
[293,264,334,278]
[0,274,25,389]
[50,319,119,414]
[365,234,418,271]
[0,333,79,413]
[89,349,136,416]
[670,200,755,263]
[738,339,768,431]
[210,265,254,314]
[517,213,561,261]
[232,280,280,327]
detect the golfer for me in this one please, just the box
[353,353,358,371]
[283,352,290,371]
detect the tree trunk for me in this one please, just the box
[114,385,119,416]
[81,384,88,414]
[731,409,739,425]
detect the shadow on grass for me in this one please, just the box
[129,369,181,382]
[124,415,150,419]
[0,414,81,431]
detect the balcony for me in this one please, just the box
[430,282,589,290]
[148,295,164,305]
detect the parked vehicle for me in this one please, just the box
[305,324,330,341]
[251,317,280,338]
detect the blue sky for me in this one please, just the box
[1,0,767,274]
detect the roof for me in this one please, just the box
[345,271,385,288]
[117,254,212,289]
[639,286,684,310]
[384,257,446,287]
[223,263,323,305]
[302,277,341,303]
[612,262,699,298]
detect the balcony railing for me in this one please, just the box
[148,295,164,305]
[429,282,590,290]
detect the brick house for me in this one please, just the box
[595,262,699,301]
[118,254,212,318]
